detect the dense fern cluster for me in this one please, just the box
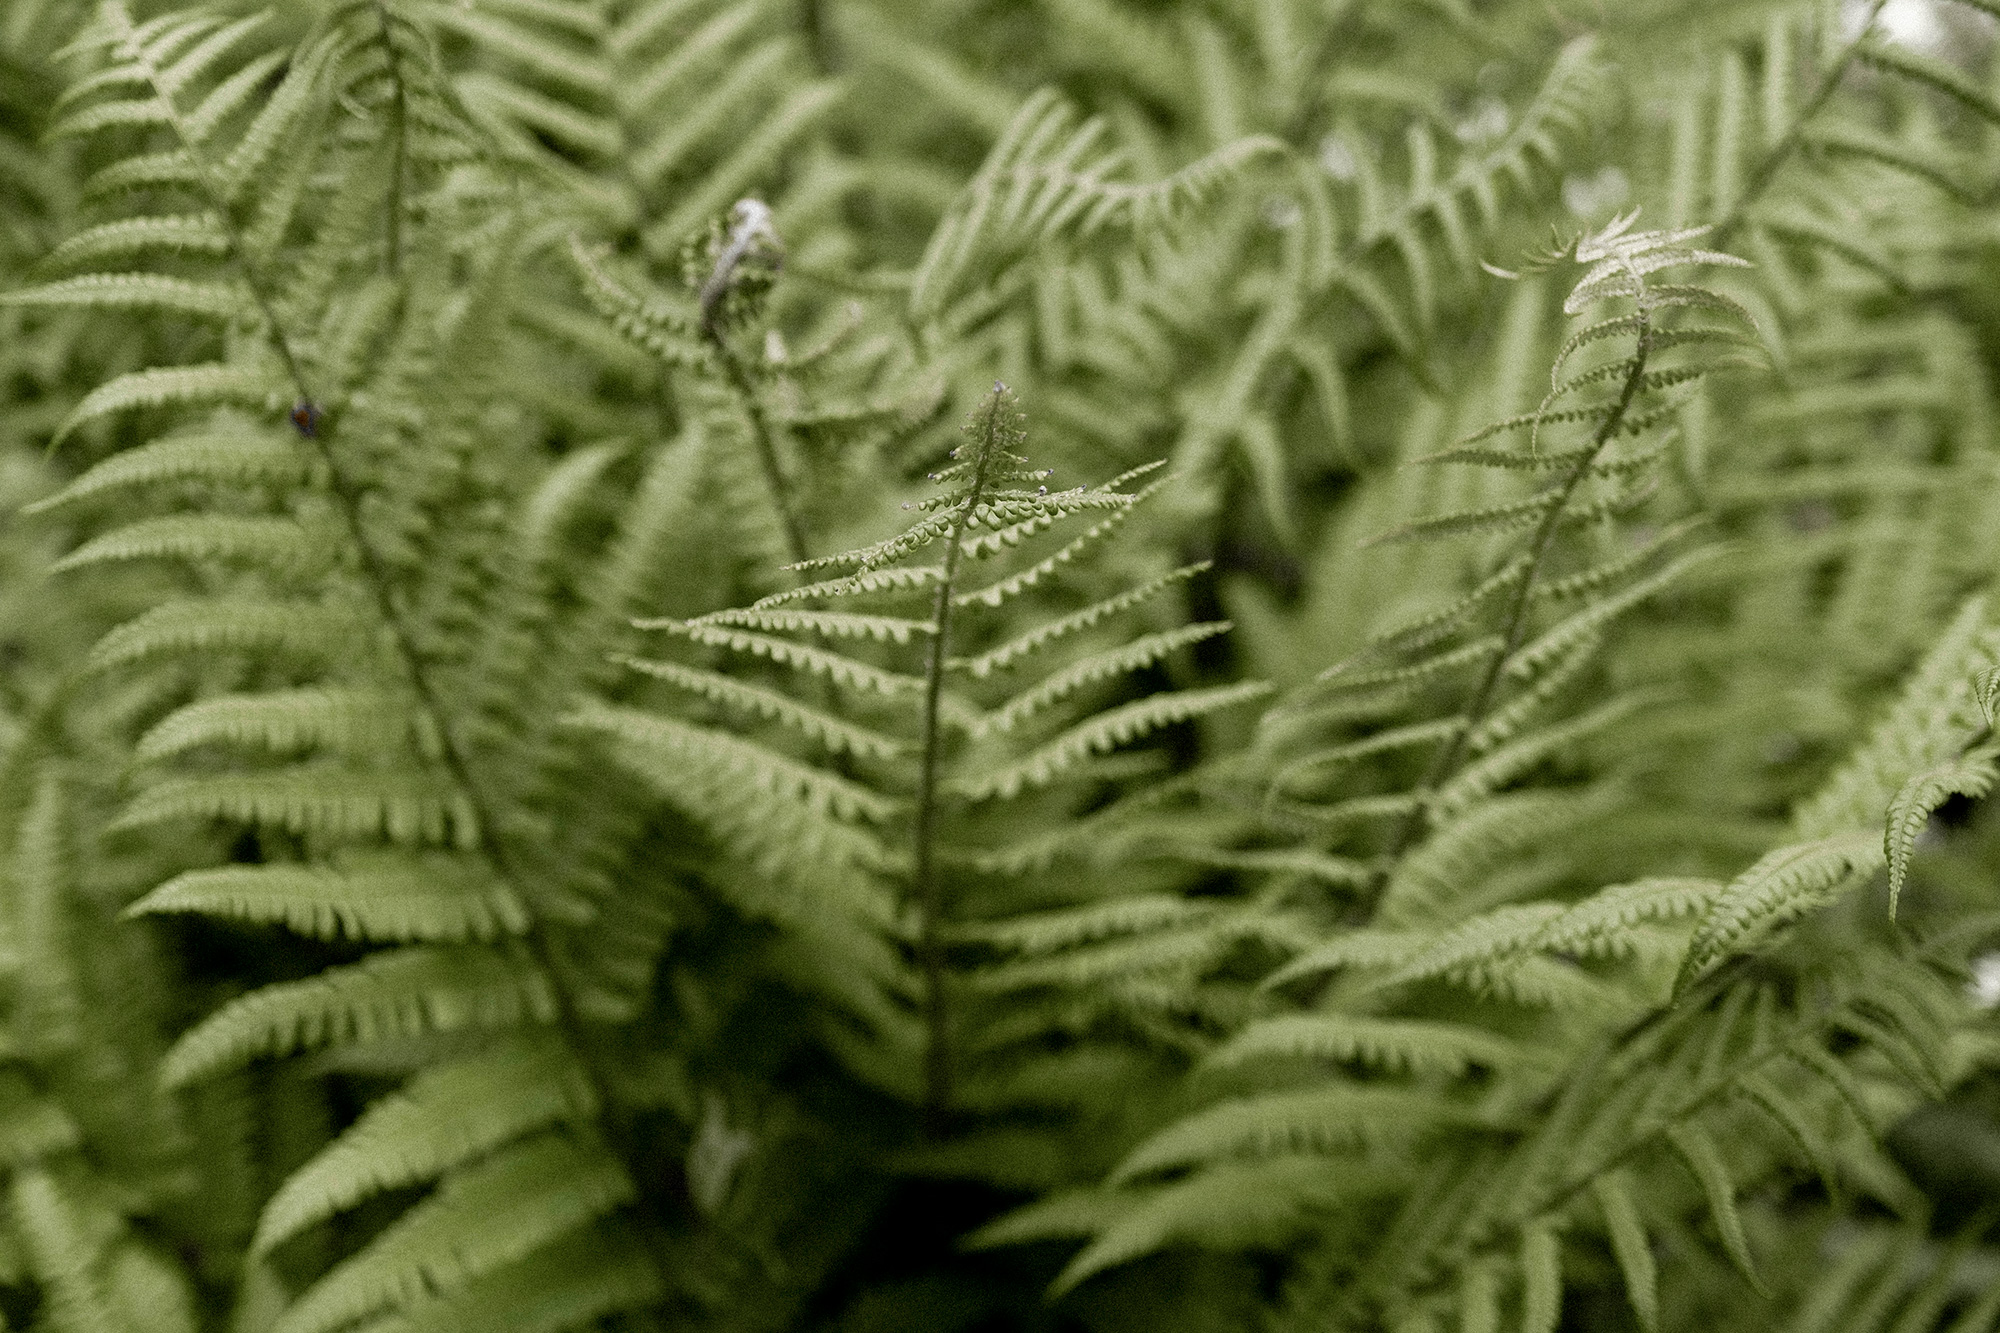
[6,0,2000,1330]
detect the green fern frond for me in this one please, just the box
[128,859,530,943]
[570,700,896,825]
[1676,831,1884,994]
[1591,1170,1659,1332]
[270,1132,632,1333]
[955,681,1272,801]
[24,426,305,513]
[975,623,1234,736]
[616,656,905,760]
[114,770,480,847]
[1883,747,1999,917]
[134,687,409,760]
[353,1224,662,1333]
[86,598,363,672]
[1206,1015,1525,1078]
[953,562,1209,676]
[161,946,557,1089]
[56,363,278,440]
[1111,1086,1484,1183]
[1046,1158,1374,1297]
[1664,1120,1766,1294]
[53,513,328,576]
[252,1035,595,1255]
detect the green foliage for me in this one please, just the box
[4,0,2000,1330]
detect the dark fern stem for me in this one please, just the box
[1369,313,1655,912]
[911,383,1009,1129]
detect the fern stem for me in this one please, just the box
[1370,314,1654,907]
[911,385,1007,1127]
[710,335,812,567]
[368,0,408,274]
[1713,0,1888,245]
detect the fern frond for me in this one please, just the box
[114,770,480,847]
[128,859,529,943]
[270,1132,631,1333]
[954,562,1208,676]
[53,513,327,576]
[352,1224,662,1333]
[1676,831,1884,993]
[1664,1120,1766,1293]
[57,363,278,440]
[975,623,1234,736]
[1883,747,1998,917]
[1206,1015,1524,1077]
[161,947,557,1088]
[24,427,305,513]
[954,681,1272,801]
[653,621,927,696]
[569,701,894,825]
[135,687,408,760]
[1111,1086,1483,1182]
[87,598,362,672]
[1046,1158,1372,1297]
[252,1034,594,1255]
[616,657,904,760]
[1591,1170,1659,1333]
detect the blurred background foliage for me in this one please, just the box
[5,0,2000,1331]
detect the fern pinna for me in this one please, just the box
[580,383,1269,1123]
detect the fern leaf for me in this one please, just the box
[24,428,305,513]
[569,701,894,824]
[1591,1171,1658,1332]
[58,363,276,440]
[1505,549,1719,683]
[87,598,362,672]
[161,947,557,1088]
[2,271,249,320]
[1111,1086,1481,1182]
[654,621,926,696]
[1664,1121,1766,1294]
[677,607,936,643]
[135,687,407,760]
[953,508,1140,608]
[1676,831,1884,994]
[270,1132,631,1333]
[955,681,1273,800]
[571,703,899,942]
[214,29,341,201]
[1883,747,1997,917]
[353,1224,662,1333]
[54,513,325,576]
[252,1035,593,1254]
[127,859,529,943]
[954,563,1208,676]
[1206,1014,1523,1077]
[951,893,1211,952]
[977,623,1234,736]
[39,213,232,270]
[1531,878,1721,957]
[1735,1069,1841,1203]
[752,564,944,609]
[11,1168,122,1333]
[615,657,904,760]
[114,770,479,848]
[1047,1158,1367,1296]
